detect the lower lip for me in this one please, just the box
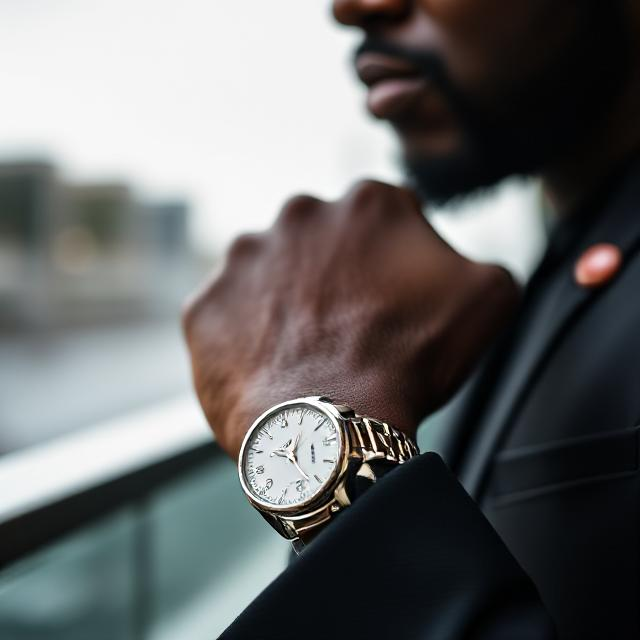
[366,77,428,119]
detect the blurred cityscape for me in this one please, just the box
[0,160,201,328]
[0,160,213,454]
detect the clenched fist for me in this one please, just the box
[183,181,519,460]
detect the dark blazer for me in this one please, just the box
[220,161,640,640]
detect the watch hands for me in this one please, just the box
[286,431,310,479]
[289,453,310,481]
[281,431,301,455]
[268,448,310,481]
[268,431,310,480]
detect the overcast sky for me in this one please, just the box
[0,0,400,250]
[0,0,544,275]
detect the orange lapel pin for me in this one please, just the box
[574,243,622,288]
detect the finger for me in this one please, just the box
[398,182,425,213]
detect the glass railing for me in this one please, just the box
[0,397,287,639]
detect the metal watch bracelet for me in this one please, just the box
[348,413,419,465]
[264,407,419,552]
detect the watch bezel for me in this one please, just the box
[238,397,348,514]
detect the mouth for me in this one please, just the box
[355,52,428,119]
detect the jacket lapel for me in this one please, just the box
[456,162,640,499]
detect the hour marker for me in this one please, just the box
[298,410,306,425]
[323,434,337,445]
[260,428,273,440]
[252,448,263,454]
[314,419,328,431]
[314,474,322,483]
[323,458,336,464]
[278,488,287,504]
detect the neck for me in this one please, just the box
[542,105,640,219]
[542,24,640,217]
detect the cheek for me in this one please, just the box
[415,0,509,83]
[420,0,497,23]
[419,0,538,48]
[419,0,558,94]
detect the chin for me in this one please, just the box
[401,150,513,207]
[395,121,463,159]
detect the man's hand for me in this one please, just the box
[183,180,520,460]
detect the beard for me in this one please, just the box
[355,3,631,207]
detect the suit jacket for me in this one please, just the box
[220,161,640,640]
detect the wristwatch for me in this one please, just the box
[237,396,419,553]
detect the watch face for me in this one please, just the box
[240,402,342,509]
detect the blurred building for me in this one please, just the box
[0,161,198,329]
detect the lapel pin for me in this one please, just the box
[574,243,622,288]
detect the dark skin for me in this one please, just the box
[184,0,640,461]
[183,184,518,458]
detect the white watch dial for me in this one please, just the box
[241,404,341,508]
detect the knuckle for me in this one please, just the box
[396,186,423,211]
[346,178,384,200]
[474,263,521,312]
[226,232,264,264]
[276,194,322,227]
[343,179,396,214]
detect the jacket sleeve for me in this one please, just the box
[219,453,556,640]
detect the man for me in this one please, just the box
[183,1,640,638]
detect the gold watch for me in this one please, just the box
[237,396,419,553]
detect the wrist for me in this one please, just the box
[230,369,421,459]
[236,396,419,554]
